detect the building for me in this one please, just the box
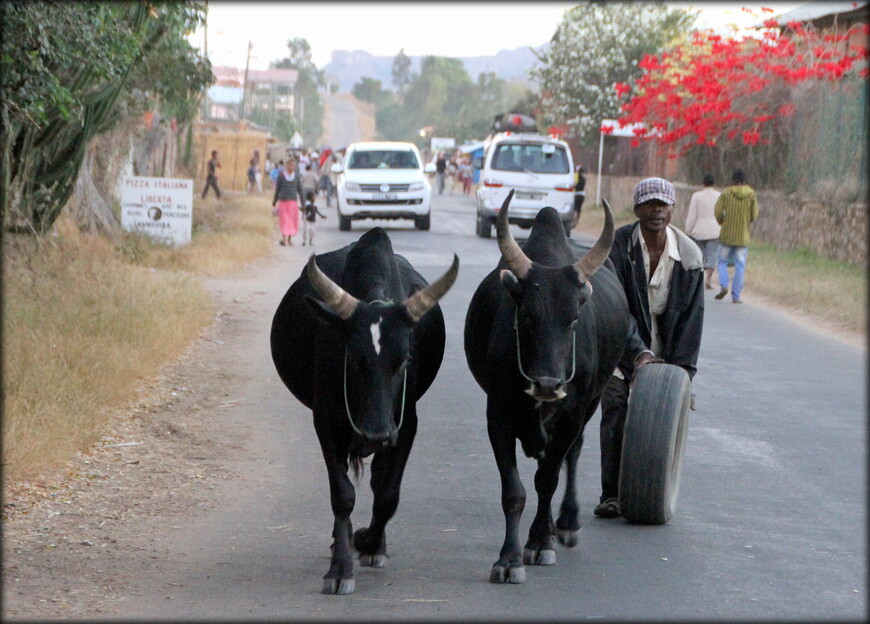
[205,66,299,122]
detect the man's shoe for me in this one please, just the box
[732,298,743,304]
[594,498,621,518]
[715,288,729,300]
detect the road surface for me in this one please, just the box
[6,191,865,621]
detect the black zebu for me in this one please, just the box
[464,191,630,583]
[270,227,459,595]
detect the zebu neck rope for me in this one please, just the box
[513,309,576,385]
[342,299,407,436]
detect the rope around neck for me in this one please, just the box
[342,299,406,437]
[513,309,576,385]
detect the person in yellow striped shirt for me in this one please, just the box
[714,169,759,303]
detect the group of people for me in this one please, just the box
[435,151,474,195]
[593,170,758,519]
[271,152,335,247]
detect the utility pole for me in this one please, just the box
[240,39,252,121]
[201,1,209,120]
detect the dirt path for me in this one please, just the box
[2,251,292,620]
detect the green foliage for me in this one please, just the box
[352,77,391,108]
[375,54,520,146]
[1,1,211,235]
[530,1,696,146]
[391,48,414,94]
[273,38,323,146]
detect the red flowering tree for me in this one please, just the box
[609,7,869,189]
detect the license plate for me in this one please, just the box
[371,193,397,200]
[515,191,544,200]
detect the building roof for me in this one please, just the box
[764,1,869,26]
[211,66,299,88]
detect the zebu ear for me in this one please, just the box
[499,269,524,304]
[304,295,348,331]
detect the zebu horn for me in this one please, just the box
[403,254,460,322]
[306,254,359,320]
[496,190,533,279]
[575,197,615,281]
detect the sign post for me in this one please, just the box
[597,119,648,207]
[121,176,193,246]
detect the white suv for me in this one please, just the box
[333,141,436,231]
[474,132,575,237]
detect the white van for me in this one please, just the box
[333,141,436,231]
[474,131,575,237]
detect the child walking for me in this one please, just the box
[301,190,327,246]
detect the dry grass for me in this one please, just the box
[2,191,275,482]
[116,192,275,274]
[577,203,866,341]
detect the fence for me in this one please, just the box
[194,121,269,193]
[590,176,866,268]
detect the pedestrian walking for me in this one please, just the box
[300,167,319,204]
[252,149,262,192]
[684,173,722,289]
[272,159,303,246]
[458,156,473,195]
[572,165,586,228]
[201,150,222,199]
[595,177,705,519]
[714,168,759,304]
[301,190,327,246]
[435,152,447,194]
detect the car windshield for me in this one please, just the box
[348,150,419,170]
[491,143,569,174]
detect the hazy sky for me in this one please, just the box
[191,2,804,70]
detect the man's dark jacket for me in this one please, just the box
[610,222,705,380]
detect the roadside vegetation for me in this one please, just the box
[577,205,865,339]
[2,193,275,483]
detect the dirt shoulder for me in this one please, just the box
[1,255,279,620]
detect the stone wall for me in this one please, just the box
[587,175,867,268]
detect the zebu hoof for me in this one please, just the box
[358,553,388,568]
[490,563,526,584]
[322,577,355,595]
[557,528,580,548]
[522,547,556,565]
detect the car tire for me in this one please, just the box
[415,213,431,230]
[338,213,351,231]
[476,214,491,238]
[618,363,691,525]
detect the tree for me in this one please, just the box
[391,48,413,94]
[614,17,869,152]
[0,1,210,234]
[352,77,392,108]
[273,37,323,146]
[530,1,696,146]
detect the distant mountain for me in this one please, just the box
[321,46,546,93]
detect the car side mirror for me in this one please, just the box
[472,157,482,169]
[423,162,436,173]
[331,163,343,173]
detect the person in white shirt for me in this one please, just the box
[684,173,722,289]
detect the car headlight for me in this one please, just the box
[345,182,360,192]
[408,181,424,192]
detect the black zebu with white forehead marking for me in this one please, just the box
[464,191,630,583]
[271,227,458,595]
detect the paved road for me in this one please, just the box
[322,93,362,149]
[124,192,866,620]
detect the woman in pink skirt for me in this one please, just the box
[271,158,303,245]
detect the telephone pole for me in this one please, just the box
[240,39,253,121]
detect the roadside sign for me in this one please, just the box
[430,137,455,153]
[121,176,193,246]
